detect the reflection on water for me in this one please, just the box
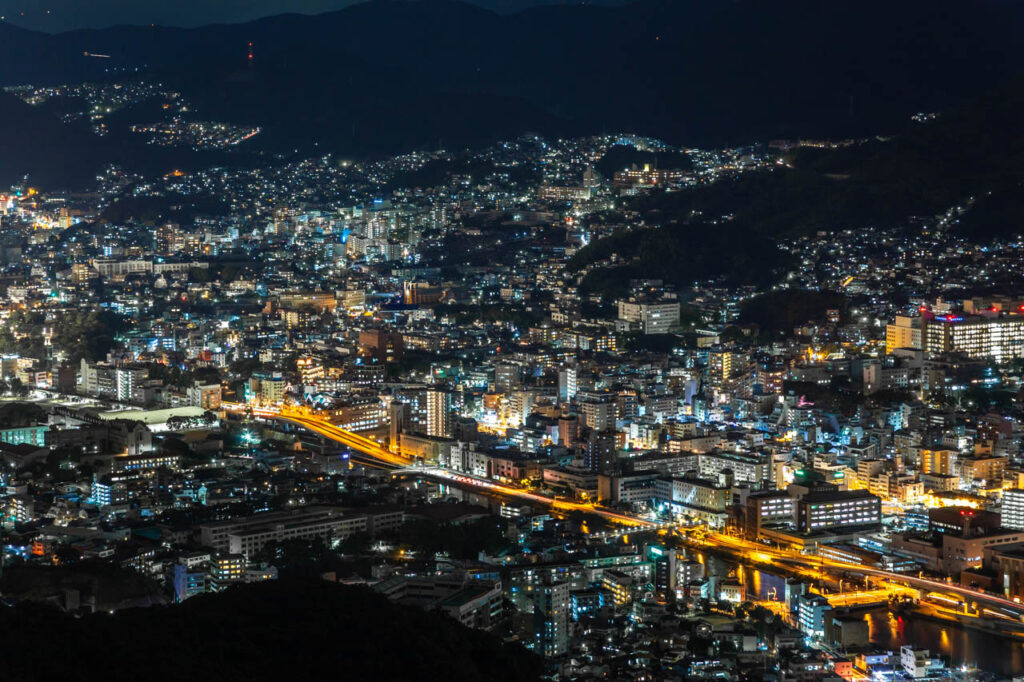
[704,554,1024,675]
[863,610,1024,676]
[436,483,497,509]
[702,554,787,602]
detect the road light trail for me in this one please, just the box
[228,403,653,527]
[227,402,1024,621]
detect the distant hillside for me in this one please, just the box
[0,88,261,187]
[624,79,1024,239]
[1,0,1023,182]
[571,78,1024,296]
[0,91,100,187]
[570,219,792,300]
[0,579,542,681]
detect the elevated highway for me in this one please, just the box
[226,402,1024,625]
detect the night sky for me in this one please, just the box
[0,0,628,32]
[0,0,362,31]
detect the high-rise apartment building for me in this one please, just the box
[919,449,955,476]
[558,366,578,402]
[533,578,569,658]
[583,430,617,474]
[115,366,148,404]
[495,363,521,394]
[188,382,222,410]
[579,396,615,431]
[247,372,285,405]
[426,388,452,438]
[1003,489,1024,531]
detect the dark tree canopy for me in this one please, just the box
[0,579,542,682]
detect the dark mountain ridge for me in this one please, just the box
[4,0,1024,138]
[2,0,1024,187]
[0,0,634,33]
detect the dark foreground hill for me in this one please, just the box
[0,579,542,682]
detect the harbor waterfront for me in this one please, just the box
[704,554,1024,676]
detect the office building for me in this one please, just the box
[617,298,680,335]
[745,491,796,539]
[654,475,731,528]
[923,312,1024,361]
[796,489,881,532]
[200,507,368,558]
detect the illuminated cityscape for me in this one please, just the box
[4,0,1024,679]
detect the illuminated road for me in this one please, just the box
[229,402,410,468]
[226,402,1024,621]
[705,531,1024,619]
[407,466,658,528]
[226,403,656,527]
[285,414,410,468]
[817,588,902,607]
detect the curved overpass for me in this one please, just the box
[708,531,1024,619]
[225,403,1024,621]
[229,403,410,467]
[227,403,653,527]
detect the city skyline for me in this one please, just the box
[3,1,1024,680]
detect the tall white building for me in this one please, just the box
[797,594,831,640]
[1003,489,1024,530]
[558,366,578,402]
[116,366,148,404]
